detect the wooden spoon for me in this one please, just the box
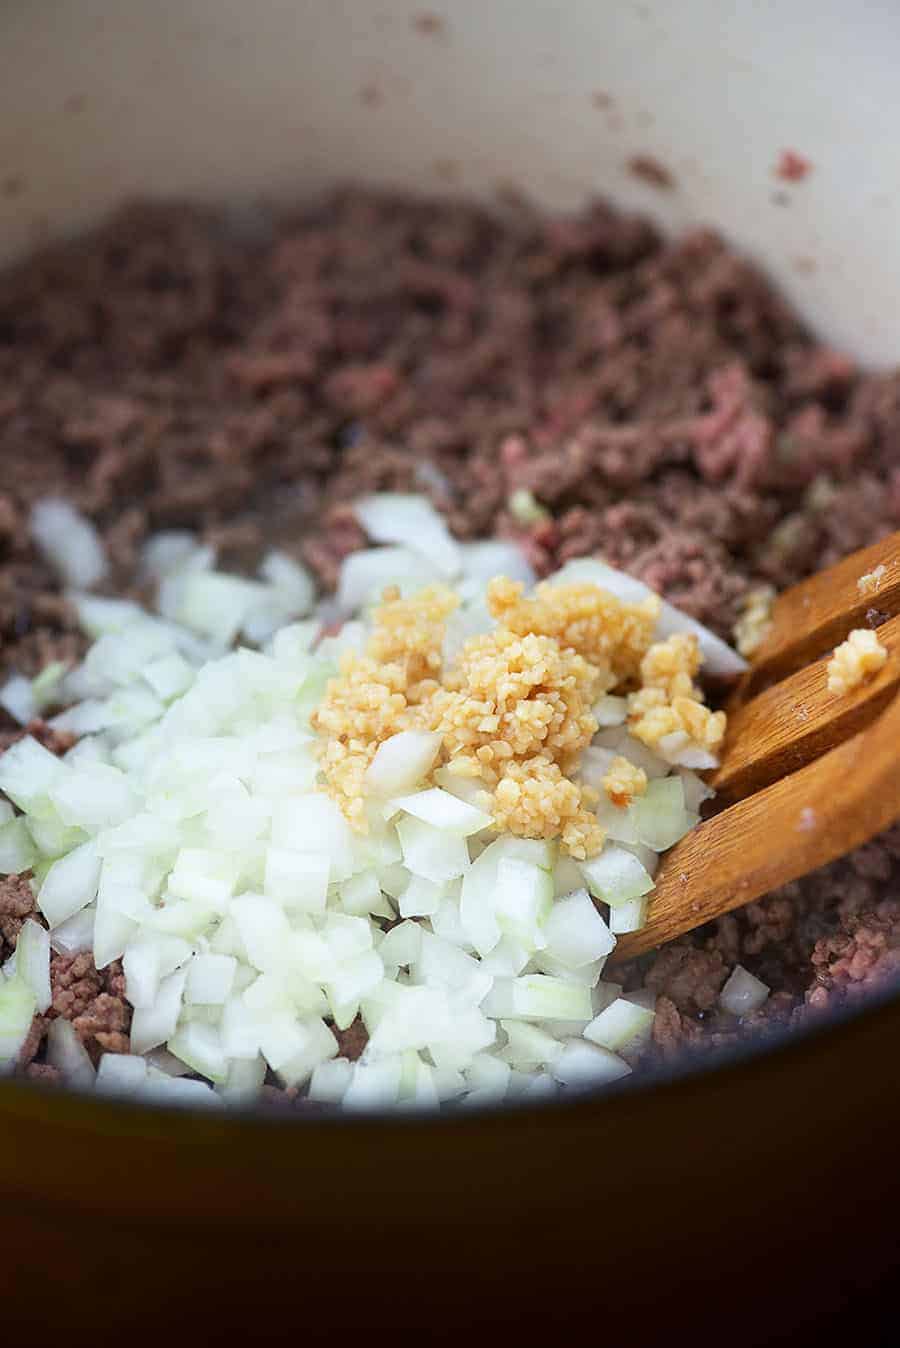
[611,531,900,962]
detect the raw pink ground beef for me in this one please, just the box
[1,189,899,1089]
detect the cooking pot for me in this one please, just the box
[1,3,898,1339]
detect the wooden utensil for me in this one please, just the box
[611,531,900,962]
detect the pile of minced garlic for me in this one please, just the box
[827,628,889,696]
[0,494,753,1111]
[315,578,725,860]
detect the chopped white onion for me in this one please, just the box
[0,675,36,726]
[630,777,694,851]
[580,846,655,908]
[387,787,491,836]
[337,547,442,614]
[0,818,37,875]
[37,841,101,928]
[0,493,724,1109]
[396,815,470,884]
[354,493,462,579]
[607,896,650,935]
[543,889,616,967]
[46,1019,96,1087]
[719,964,770,1016]
[584,997,655,1052]
[458,540,536,590]
[30,499,108,590]
[49,905,95,956]
[551,1040,632,1088]
[16,919,51,1013]
[592,694,628,727]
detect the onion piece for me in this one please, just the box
[259,550,316,617]
[218,1055,267,1102]
[0,675,35,726]
[387,787,492,837]
[354,493,462,579]
[0,975,35,1064]
[0,734,66,812]
[337,547,442,614]
[365,730,443,797]
[551,1039,632,1088]
[607,896,650,935]
[630,777,693,851]
[30,499,108,590]
[483,975,593,1023]
[677,768,715,813]
[592,694,628,727]
[95,1053,148,1093]
[458,540,536,590]
[16,919,51,1012]
[130,967,188,1055]
[500,1020,564,1069]
[343,1055,404,1109]
[378,921,422,969]
[584,997,655,1052]
[37,841,101,928]
[580,846,655,908]
[0,819,37,876]
[719,964,770,1016]
[168,1021,229,1083]
[271,796,356,883]
[46,1019,95,1088]
[398,874,445,919]
[176,571,269,645]
[308,1057,353,1104]
[493,858,553,949]
[396,815,470,884]
[543,889,616,967]
[49,905,95,956]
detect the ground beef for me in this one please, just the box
[0,873,36,952]
[2,189,899,1083]
[334,1017,369,1062]
[0,718,76,757]
[49,954,131,1059]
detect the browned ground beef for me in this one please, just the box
[1,189,899,1087]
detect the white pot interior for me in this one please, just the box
[0,1,898,360]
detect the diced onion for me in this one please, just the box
[46,1019,96,1088]
[719,964,770,1016]
[30,499,108,590]
[337,547,442,614]
[580,846,655,908]
[551,1039,632,1088]
[542,889,616,967]
[630,777,693,851]
[16,919,51,1013]
[354,493,462,579]
[584,997,655,1052]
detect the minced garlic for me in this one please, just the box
[826,628,888,696]
[857,565,886,599]
[486,576,660,685]
[314,577,725,859]
[626,633,726,756]
[733,585,775,658]
[602,755,648,808]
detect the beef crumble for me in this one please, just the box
[1,189,899,1090]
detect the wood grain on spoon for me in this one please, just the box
[612,683,900,961]
[740,532,900,697]
[609,530,900,963]
[710,611,900,802]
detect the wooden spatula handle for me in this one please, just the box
[611,686,900,962]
